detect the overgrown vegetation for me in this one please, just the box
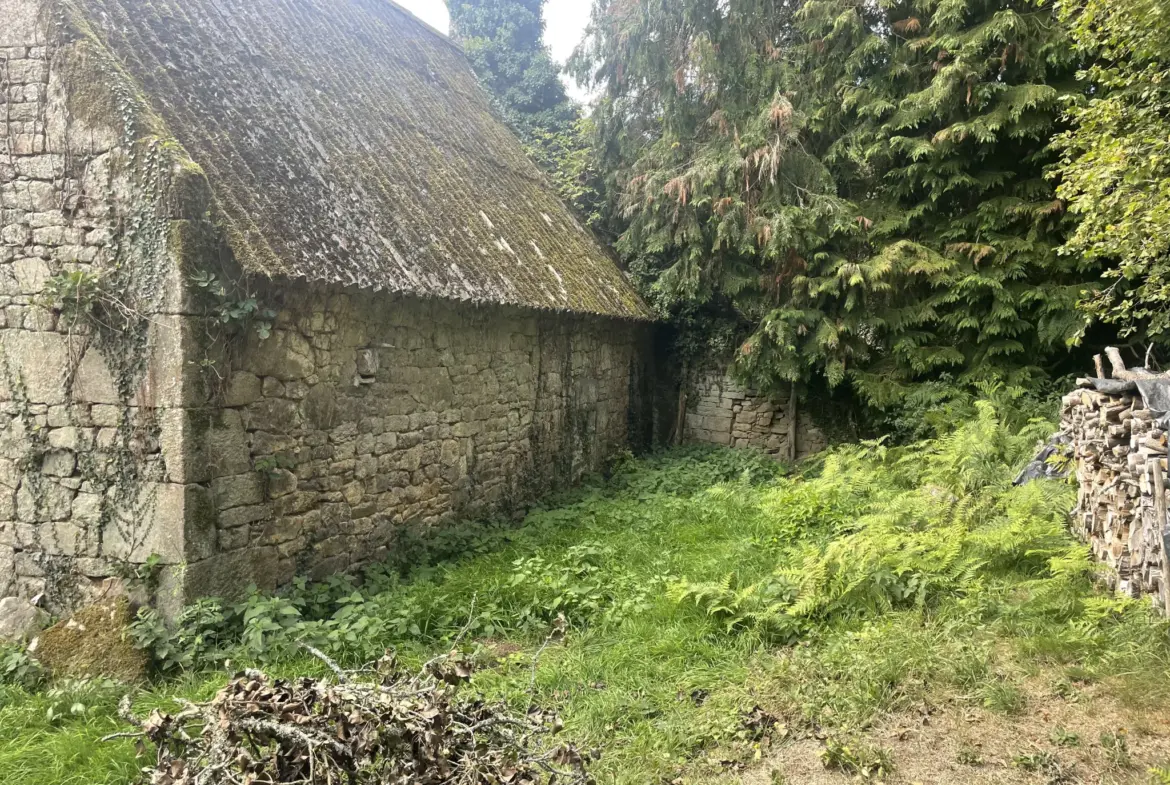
[569,0,1101,410]
[1054,0,1170,345]
[449,0,605,227]
[4,400,1170,783]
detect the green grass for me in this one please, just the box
[3,400,1170,784]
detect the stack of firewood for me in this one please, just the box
[1062,348,1170,613]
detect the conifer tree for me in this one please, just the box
[797,0,1096,404]
[450,0,604,225]
[574,0,1102,407]
[571,0,852,382]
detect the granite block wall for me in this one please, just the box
[684,371,827,461]
[182,289,651,600]
[0,0,198,613]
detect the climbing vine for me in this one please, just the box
[5,9,276,606]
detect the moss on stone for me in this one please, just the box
[33,597,147,683]
[55,11,168,144]
[56,42,123,131]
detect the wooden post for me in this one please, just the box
[787,383,798,464]
[1093,354,1106,379]
[1103,345,1159,380]
[672,364,690,446]
[1105,347,1128,379]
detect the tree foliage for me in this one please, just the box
[450,0,575,135]
[450,0,606,225]
[797,0,1095,405]
[572,0,850,384]
[1053,0,1170,342]
[574,0,1101,407]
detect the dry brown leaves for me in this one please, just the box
[108,649,591,785]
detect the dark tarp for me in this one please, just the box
[1013,432,1072,486]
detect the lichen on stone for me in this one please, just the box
[61,0,653,320]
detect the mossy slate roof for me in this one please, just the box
[71,0,653,320]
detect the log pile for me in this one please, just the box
[1062,348,1170,613]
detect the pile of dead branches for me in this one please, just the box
[108,647,592,785]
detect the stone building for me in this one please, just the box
[0,0,657,614]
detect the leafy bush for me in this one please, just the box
[606,444,788,497]
[869,380,1070,445]
[0,644,47,690]
[1055,0,1170,343]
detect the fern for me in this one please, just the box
[673,397,1079,637]
[670,572,804,643]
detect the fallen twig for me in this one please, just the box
[299,643,347,682]
[530,613,568,696]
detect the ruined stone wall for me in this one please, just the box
[684,371,827,461]
[0,0,205,615]
[182,287,652,600]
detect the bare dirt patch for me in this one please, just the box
[731,679,1170,784]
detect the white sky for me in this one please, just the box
[395,0,594,102]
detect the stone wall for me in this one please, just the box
[0,0,657,616]
[684,371,827,461]
[0,0,197,613]
[182,288,651,600]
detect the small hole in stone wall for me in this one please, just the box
[353,347,379,387]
